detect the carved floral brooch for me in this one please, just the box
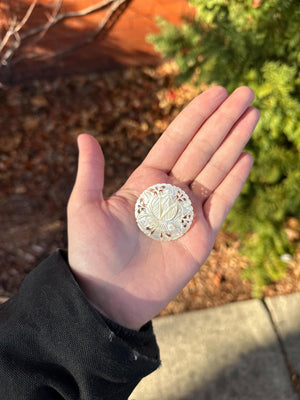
[135,183,194,241]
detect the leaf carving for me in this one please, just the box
[135,183,194,241]
[161,198,178,221]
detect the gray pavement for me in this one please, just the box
[130,293,300,400]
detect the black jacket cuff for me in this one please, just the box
[0,249,160,399]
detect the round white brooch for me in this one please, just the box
[135,183,194,241]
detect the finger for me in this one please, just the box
[203,152,253,234]
[171,86,255,183]
[142,85,228,172]
[191,107,259,198]
[72,134,105,202]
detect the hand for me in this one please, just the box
[67,86,259,330]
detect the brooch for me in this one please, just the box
[135,183,194,241]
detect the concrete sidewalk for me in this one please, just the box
[130,292,300,400]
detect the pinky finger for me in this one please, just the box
[203,152,253,234]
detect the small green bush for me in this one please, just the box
[148,0,300,296]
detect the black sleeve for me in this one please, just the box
[0,250,160,400]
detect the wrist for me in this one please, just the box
[71,268,143,331]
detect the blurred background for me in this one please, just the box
[0,0,299,312]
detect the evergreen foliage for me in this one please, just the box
[148,0,300,296]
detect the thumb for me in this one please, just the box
[72,134,105,202]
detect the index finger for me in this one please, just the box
[142,86,228,172]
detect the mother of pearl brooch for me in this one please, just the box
[135,183,194,241]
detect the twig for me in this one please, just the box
[12,0,132,64]
[14,0,37,33]
[1,0,124,66]
[22,0,63,48]
[0,1,37,63]
[0,0,37,52]
[0,0,36,52]
[20,0,116,41]
[0,0,132,84]
[0,19,16,53]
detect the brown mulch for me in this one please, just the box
[1,62,300,312]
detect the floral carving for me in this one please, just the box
[135,183,194,241]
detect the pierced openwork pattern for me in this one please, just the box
[135,183,194,241]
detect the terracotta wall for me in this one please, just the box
[1,0,194,82]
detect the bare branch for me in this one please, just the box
[23,0,63,48]
[44,0,63,24]
[20,0,116,41]
[0,0,36,52]
[14,0,37,33]
[0,0,133,83]
[0,19,16,53]
[12,0,132,65]
[0,1,37,59]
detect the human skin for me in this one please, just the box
[67,85,260,330]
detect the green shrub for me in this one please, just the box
[148,0,300,296]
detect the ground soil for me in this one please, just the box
[1,63,300,313]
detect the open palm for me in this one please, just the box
[67,86,259,330]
